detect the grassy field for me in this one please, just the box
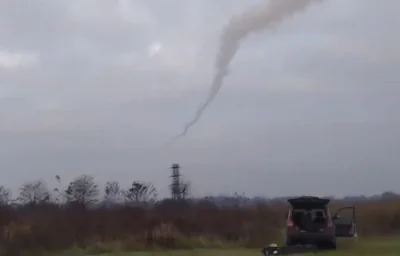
[55,237,400,256]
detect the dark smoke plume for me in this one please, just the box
[174,0,324,140]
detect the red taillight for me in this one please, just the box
[286,220,294,227]
[327,220,333,228]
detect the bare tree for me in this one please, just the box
[65,175,99,206]
[180,180,190,200]
[171,180,191,200]
[104,181,122,204]
[124,181,158,205]
[52,175,65,204]
[18,181,50,205]
[0,186,12,205]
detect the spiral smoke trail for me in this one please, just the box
[171,0,324,142]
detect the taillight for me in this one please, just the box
[286,220,294,227]
[327,220,333,228]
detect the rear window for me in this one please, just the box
[289,207,329,220]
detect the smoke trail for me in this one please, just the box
[172,0,324,140]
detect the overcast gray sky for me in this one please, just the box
[0,0,399,198]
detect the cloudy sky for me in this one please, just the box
[0,0,399,198]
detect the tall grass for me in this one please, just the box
[0,199,400,255]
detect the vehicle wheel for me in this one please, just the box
[327,240,337,250]
[286,238,295,246]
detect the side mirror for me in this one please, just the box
[332,215,341,220]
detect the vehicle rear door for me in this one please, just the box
[288,196,330,209]
[332,206,357,237]
[287,197,330,232]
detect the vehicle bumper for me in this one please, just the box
[287,231,335,244]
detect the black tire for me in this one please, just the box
[329,240,337,250]
[286,238,295,246]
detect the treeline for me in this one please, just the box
[1,174,399,207]
[0,174,399,255]
[0,175,161,207]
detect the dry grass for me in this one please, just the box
[0,199,400,255]
[55,237,400,256]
